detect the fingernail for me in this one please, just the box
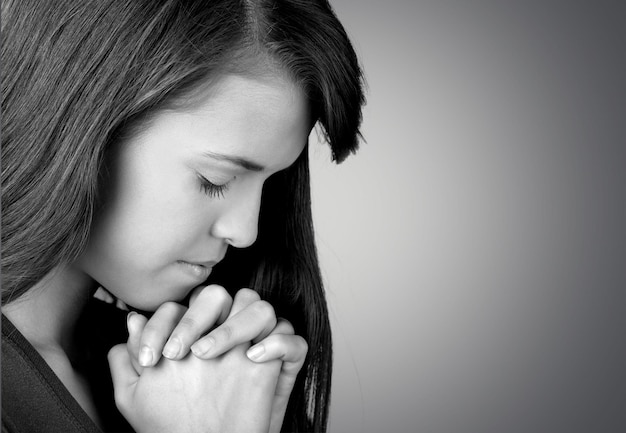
[190,345,207,357]
[246,344,265,361]
[162,337,182,359]
[191,337,214,358]
[139,346,153,367]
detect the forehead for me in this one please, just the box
[178,73,310,171]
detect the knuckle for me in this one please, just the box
[252,300,275,321]
[277,318,295,334]
[213,286,233,306]
[199,284,230,304]
[296,336,309,355]
[189,285,206,300]
[236,288,260,303]
[214,323,234,341]
[159,301,184,316]
[176,315,198,331]
[107,344,124,361]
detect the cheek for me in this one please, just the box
[78,204,202,310]
[90,201,186,267]
[80,146,218,305]
[87,171,216,271]
[102,163,192,249]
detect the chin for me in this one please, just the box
[107,284,193,314]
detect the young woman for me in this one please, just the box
[1,0,364,432]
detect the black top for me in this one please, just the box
[2,299,133,433]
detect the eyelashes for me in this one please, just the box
[197,174,229,199]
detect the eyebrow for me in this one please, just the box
[201,151,265,172]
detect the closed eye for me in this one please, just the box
[197,173,230,199]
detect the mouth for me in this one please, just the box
[177,260,216,280]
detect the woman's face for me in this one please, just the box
[76,74,310,311]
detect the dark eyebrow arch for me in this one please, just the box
[201,151,265,172]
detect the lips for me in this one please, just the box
[177,260,215,280]
[184,260,219,268]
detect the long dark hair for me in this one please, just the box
[1,0,364,431]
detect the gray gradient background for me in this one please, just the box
[307,1,626,432]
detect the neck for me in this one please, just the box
[2,265,97,353]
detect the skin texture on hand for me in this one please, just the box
[108,342,280,433]
[116,285,308,433]
[130,285,234,368]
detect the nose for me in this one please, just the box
[210,185,261,249]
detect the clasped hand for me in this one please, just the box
[107,285,308,433]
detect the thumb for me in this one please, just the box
[108,343,139,410]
